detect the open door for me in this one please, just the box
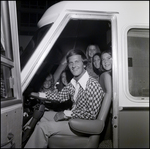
[1,1,23,148]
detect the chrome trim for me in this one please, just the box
[1,56,14,67]
[8,1,22,100]
[111,15,119,148]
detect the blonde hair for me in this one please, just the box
[86,44,101,59]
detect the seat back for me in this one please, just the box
[97,90,112,122]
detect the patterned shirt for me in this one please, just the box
[45,71,105,120]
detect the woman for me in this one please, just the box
[99,50,112,93]
[56,69,73,92]
[85,44,101,81]
[99,50,112,140]
[92,53,103,79]
[40,73,55,92]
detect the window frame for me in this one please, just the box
[123,26,149,102]
[1,1,22,108]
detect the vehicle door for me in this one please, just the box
[1,1,23,148]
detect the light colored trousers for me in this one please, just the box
[24,110,77,148]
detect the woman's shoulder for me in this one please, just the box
[101,71,111,76]
[100,71,111,79]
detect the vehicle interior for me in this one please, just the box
[21,19,113,148]
[21,19,111,93]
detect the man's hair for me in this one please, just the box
[66,49,87,65]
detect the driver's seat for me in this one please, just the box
[48,90,112,148]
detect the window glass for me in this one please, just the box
[127,29,149,97]
[1,1,13,60]
[1,42,5,56]
[1,65,13,100]
[20,24,52,69]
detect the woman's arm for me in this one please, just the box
[103,72,112,96]
[98,72,112,120]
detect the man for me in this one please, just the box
[24,49,105,148]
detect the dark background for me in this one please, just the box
[16,1,61,36]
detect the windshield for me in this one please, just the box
[20,24,52,70]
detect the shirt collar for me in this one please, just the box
[71,71,89,90]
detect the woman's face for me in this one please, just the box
[93,55,101,69]
[43,74,53,89]
[101,53,112,71]
[61,72,68,86]
[43,80,51,89]
[88,46,97,58]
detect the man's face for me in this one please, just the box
[68,55,85,79]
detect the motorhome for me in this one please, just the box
[1,1,149,148]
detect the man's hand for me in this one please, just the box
[54,111,68,122]
[31,92,39,97]
[30,92,47,101]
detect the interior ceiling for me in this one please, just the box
[61,19,109,38]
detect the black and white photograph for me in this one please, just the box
[1,1,149,148]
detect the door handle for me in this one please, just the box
[1,133,15,148]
